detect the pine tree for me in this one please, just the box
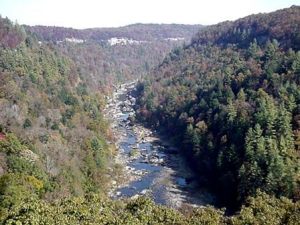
[276,104,294,153]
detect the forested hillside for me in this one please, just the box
[0,22,201,209]
[26,24,202,42]
[0,16,205,223]
[0,15,117,216]
[24,24,201,93]
[136,6,300,209]
[1,6,300,224]
[0,19,201,203]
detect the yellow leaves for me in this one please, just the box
[195,120,208,134]
[15,67,25,77]
[25,175,43,191]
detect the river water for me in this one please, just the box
[105,82,215,208]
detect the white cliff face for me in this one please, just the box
[61,36,185,46]
[65,37,85,43]
[107,37,185,46]
[164,37,185,41]
[107,37,147,46]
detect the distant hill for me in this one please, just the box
[26,23,203,42]
[191,5,300,50]
[24,23,202,93]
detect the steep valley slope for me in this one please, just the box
[0,6,300,224]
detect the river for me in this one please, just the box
[104,82,215,208]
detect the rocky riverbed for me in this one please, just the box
[104,82,215,208]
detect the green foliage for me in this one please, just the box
[0,133,53,205]
[189,207,225,225]
[136,6,300,208]
[6,155,51,191]
[1,6,300,224]
[0,134,24,155]
[0,173,39,209]
[61,108,75,125]
[229,191,300,225]
[1,193,299,224]
[50,122,59,130]
[59,89,78,106]
[38,134,49,144]
[76,83,88,96]
[192,6,300,50]
[0,15,118,204]
[22,118,32,129]
[83,136,111,192]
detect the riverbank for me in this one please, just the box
[104,82,215,208]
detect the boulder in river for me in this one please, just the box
[140,189,150,195]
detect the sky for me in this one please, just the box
[0,0,299,29]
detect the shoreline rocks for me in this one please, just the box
[105,81,215,208]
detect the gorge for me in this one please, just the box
[0,5,300,224]
[105,82,215,208]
